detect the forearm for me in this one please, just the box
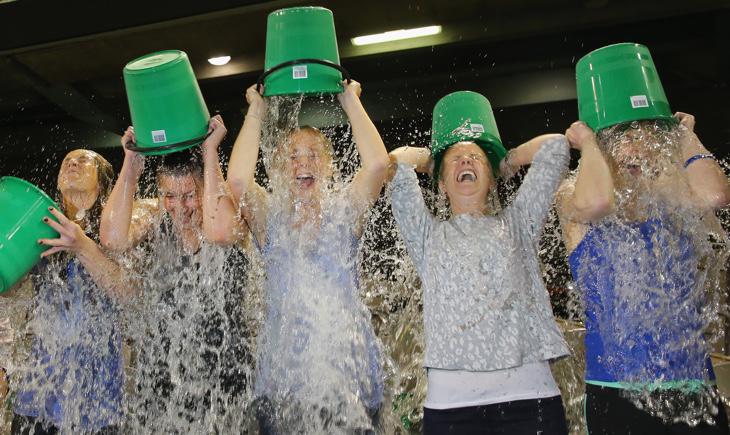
[507,134,564,167]
[389,146,431,173]
[228,107,263,202]
[76,237,138,302]
[100,160,139,250]
[681,133,730,209]
[571,141,615,220]
[202,147,239,245]
[341,95,389,175]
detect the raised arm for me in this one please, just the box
[227,85,268,246]
[557,121,615,224]
[388,146,432,181]
[340,80,390,222]
[674,112,730,210]
[389,150,436,273]
[507,135,570,242]
[100,127,150,251]
[41,207,138,302]
[201,115,247,245]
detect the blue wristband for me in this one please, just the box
[683,154,715,169]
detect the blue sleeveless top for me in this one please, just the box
[254,198,384,410]
[568,217,714,384]
[14,259,124,430]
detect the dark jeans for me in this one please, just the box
[586,383,730,435]
[255,396,379,435]
[11,414,119,435]
[423,395,568,435]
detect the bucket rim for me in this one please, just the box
[576,42,648,68]
[0,176,58,208]
[268,5,333,18]
[124,50,188,75]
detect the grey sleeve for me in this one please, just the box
[507,136,570,242]
[390,164,434,271]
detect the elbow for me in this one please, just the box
[575,194,615,222]
[364,154,391,181]
[99,232,125,252]
[705,189,730,210]
[205,228,237,246]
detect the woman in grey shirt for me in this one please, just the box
[389,91,585,434]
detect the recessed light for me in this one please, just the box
[208,56,231,66]
[351,25,442,46]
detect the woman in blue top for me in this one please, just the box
[6,149,131,435]
[557,115,730,434]
[223,81,389,433]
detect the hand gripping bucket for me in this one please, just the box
[576,43,675,132]
[123,50,210,156]
[258,6,350,97]
[431,91,507,181]
[0,177,60,293]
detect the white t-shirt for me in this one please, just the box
[424,361,561,410]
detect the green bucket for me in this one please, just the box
[0,177,60,293]
[431,91,507,180]
[259,6,349,97]
[576,43,675,132]
[123,50,210,156]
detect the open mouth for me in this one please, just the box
[624,163,642,176]
[456,169,477,183]
[296,174,315,189]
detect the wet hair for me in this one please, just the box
[596,119,676,153]
[156,148,204,182]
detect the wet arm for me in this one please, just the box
[227,85,268,245]
[676,113,730,209]
[202,116,247,245]
[388,146,432,181]
[341,81,390,215]
[42,208,139,302]
[509,135,570,242]
[100,129,148,251]
[558,122,615,223]
[390,164,434,271]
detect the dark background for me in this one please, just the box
[0,0,728,193]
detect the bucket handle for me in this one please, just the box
[256,58,352,89]
[125,132,210,154]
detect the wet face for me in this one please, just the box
[158,174,202,230]
[609,123,667,180]
[281,129,332,202]
[438,142,494,208]
[57,150,100,195]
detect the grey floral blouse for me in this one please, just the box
[391,136,571,371]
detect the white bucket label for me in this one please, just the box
[151,130,167,143]
[630,95,649,108]
[470,123,485,133]
[292,65,308,80]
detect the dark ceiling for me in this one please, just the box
[0,0,728,190]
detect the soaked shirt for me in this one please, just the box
[131,226,252,432]
[569,216,714,383]
[14,258,123,431]
[255,192,385,412]
[391,136,570,371]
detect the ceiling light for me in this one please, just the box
[351,25,442,46]
[208,56,231,66]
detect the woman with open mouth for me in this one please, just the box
[224,80,389,433]
[388,90,591,435]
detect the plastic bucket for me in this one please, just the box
[0,176,60,293]
[123,50,210,156]
[576,43,675,132]
[431,91,507,180]
[261,6,347,96]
